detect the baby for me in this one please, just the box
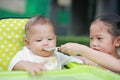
[8,15,83,76]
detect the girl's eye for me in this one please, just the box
[90,37,93,40]
[97,37,102,40]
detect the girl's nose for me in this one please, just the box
[90,40,98,47]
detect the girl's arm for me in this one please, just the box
[60,43,120,73]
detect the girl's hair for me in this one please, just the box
[25,15,53,36]
[91,13,120,37]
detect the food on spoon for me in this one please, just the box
[44,47,60,51]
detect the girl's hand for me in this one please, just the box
[60,43,86,56]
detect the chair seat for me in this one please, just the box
[0,18,29,71]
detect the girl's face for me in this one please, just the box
[25,23,56,57]
[90,21,118,57]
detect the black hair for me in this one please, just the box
[92,13,120,37]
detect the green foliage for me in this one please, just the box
[57,36,90,46]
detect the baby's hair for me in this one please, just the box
[92,13,120,37]
[25,15,53,37]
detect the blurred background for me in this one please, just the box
[1,0,120,72]
[0,0,120,36]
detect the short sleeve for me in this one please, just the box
[55,52,83,66]
[8,50,24,71]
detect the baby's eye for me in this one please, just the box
[36,40,42,42]
[48,38,53,40]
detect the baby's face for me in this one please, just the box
[25,23,56,57]
[90,21,117,56]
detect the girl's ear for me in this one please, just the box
[24,38,30,48]
[114,36,120,47]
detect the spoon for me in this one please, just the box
[44,47,60,52]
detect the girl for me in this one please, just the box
[60,13,120,73]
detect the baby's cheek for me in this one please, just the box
[51,43,56,47]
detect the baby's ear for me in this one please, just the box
[24,38,30,47]
[114,36,120,47]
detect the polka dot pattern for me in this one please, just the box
[0,19,29,71]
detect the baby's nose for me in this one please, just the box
[42,40,48,45]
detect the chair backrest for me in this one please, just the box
[0,18,29,71]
